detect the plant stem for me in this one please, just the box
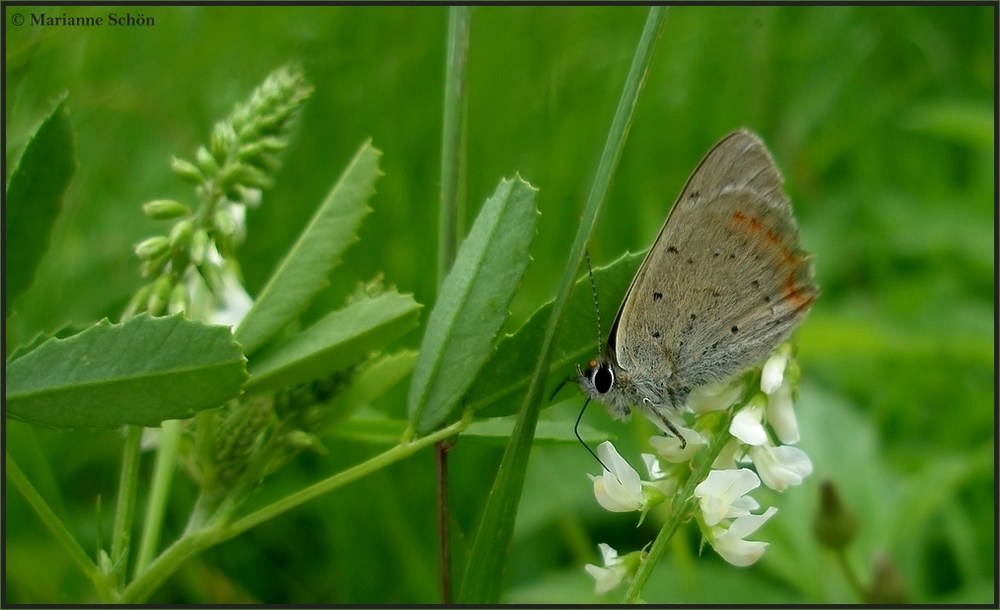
[119,416,470,603]
[437,8,469,603]
[438,5,470,288]
[437,439,454,604]
[136,419,182,575]
[7,453,115,600]
[835,547,866,601]
[110,425,143,587]
[622,411,732,603]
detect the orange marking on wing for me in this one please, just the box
[732,211,747,225]
[748,217,762,233]
[764,229,779,244]
[784,272,815,312]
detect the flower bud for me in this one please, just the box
[168,282,188,315]
[169,219,194,249]
[142,199,190,220]
[198,262,224,295]
[170,156,204,185]
[146,275,173,316]
[190,229,210,266]
[214,209,236,237]
[196,145,219,177]
[813,479,859,549]
[123,283,154,318]
[210,121,236,162]
[864,551,908,604]
[238,164,275,190]
[216,162,244,190]
[134,236,170,261]
[257,136,289,153]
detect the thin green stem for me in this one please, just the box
[457,7,668,604]
[6,453,114,600]
[110,425,143,587]
[135,419,182,575]
[835,547,866,601]
[622,410,733,603]
[438,5,470,288]
[119,416,470,603]
[437,8,469,603]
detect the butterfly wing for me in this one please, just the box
[611,130,817,400]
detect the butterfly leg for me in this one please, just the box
[641,398,688,450]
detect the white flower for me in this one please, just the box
[688,378,745,413]
[590,442,644,512]
[709,506,778,567]
[749,444,813,491]
[729,395,769,446]
[642,453,668,480]
[693,468,762,527]
[642,453,678,499]
[649,424,706,463]
[584,543,640,594]
[711,438,744,470]
[210,266,254,328]
[765,382,800,445]
[760,350,788,394]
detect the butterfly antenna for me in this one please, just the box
[585,250,602,353]
[575,398,611,474]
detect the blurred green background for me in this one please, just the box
[5,5,993,604]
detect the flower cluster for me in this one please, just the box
[584,344,812,594]
[124,65,312,325]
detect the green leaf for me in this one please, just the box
[322,350,417,430]
[5,314,247,429]
[235,140,382,356]
[467,251,644,418]
[5,92,78,314]
[245,290,421,393]
[407,176,538,435]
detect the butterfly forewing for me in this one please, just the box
[612,130,817,396]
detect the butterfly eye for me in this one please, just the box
[594,365,614,394]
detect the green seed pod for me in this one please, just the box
[196,146,219,177]
[168,282,189,315]
[135,236,171,260]
[146,275,174,316]
[169,219,195,249]
[171,157,204,185]
[142,199,190,221]
[190,229,210,266]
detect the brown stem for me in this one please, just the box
[436,439,454,604]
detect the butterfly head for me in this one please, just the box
[576,355,631,419]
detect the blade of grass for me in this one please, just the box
[457,6,669,603]
[437,6,470,604]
